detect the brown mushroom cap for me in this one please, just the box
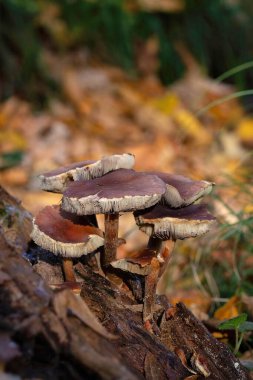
[38,153,135,193]
[75,153,135,180]
[148,171,214,208]
[62,169,166,215]
[111,246,170,275]
[31,205,104,257]
[111,249,156,275]
[134,203,216,240]
[38,160,96,193]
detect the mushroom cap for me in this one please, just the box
[62,169,166,215]
[134,203,216,240]
[38,153,135,193]
[111,246,170,275]
[38,160,96,193]
[31,205,104,258]
[148,171,214,208]
[74,153,135,180]
[111,249,157,275]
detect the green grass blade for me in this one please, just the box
[196,90,253,116]
[216,61,253,83]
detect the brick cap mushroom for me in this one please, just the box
[31,205,104,258]
[38,153,135,193]
[135,203,216,240]
[148,171,214,208]
[62,169,166,215]
[111,247,169,275]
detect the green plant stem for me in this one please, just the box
[234,329,244,355]
[216,61,253,82]
[232,232,242,285]
[196,90,253,116]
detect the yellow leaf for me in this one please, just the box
[237,118,253,146]
[173,108,211,143]
[0,131,27,151]
[214,295,241,321]
[150,93,179,115]
[244,205,253,214]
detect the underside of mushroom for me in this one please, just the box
[31,205,104,282]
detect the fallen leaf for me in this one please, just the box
[214,295,241,321]
[237,117,253,147]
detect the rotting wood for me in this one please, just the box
[160,303,250,380]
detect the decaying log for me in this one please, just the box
[0,236,143,379]
[160,304,249,379]
[0,185,250,379]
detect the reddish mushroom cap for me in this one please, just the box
[111,246,170,275]
[135,203,216,240]
[62,169,166,215]
[31,205,104,257]
[111,249,156,275]
[148,171,214,208]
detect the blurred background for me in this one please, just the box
[0,0,253,354]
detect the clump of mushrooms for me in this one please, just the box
[32,153,136,283]
[31,153,215,328]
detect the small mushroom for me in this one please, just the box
[111,243,174,330]
[111,248,159,276]
[31,205,104,283]
[38,153,135,193]
[134,203,215,322]
[62,169,166,268]
[148,171,214,208]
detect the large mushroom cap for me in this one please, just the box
[38,153,135,193]
[135,203,216,240]
[31,205,104,258]
[62,169,166,215]
[148,171,214,208]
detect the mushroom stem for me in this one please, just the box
[103,213,119,267]
[143,257,160,323]
[89,214,98,228]
[147,236,163,253]
[143,240,175,326]
[62,258,76,282]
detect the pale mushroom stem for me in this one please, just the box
[103,213,119,267]
[62,258,76,282]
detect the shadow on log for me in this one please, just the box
[0,186,250,379]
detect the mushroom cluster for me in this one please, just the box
[31,153,215,326]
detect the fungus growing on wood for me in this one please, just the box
[148,171,214,208]
[134,203,215,322]
[112,244,174,326]
[31,205,104,283]
[38,153,135,193]
[62,169,166,267]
